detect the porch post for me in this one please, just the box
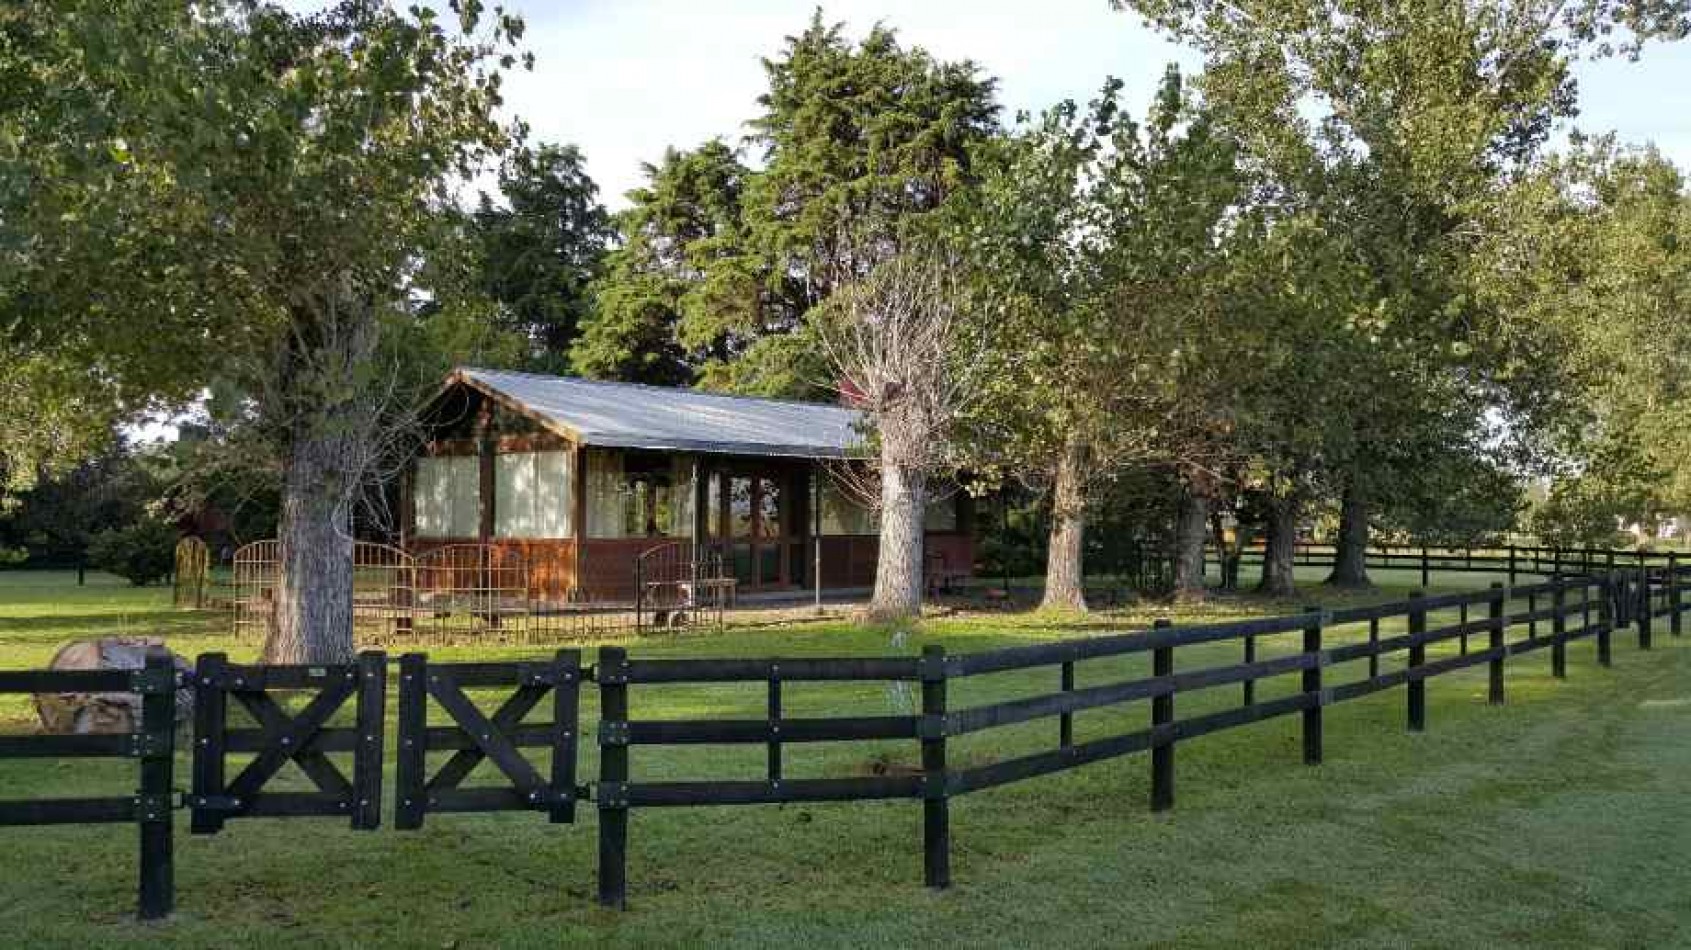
[398,462,414,550]
[813,466,823,613]
[572,443,588,595]
[476,402,495,542]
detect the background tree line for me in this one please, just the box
[4,2,1690,655]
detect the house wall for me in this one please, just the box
[409,382,979,602]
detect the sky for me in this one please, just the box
[484,0,1691,209]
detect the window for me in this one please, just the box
[819,479,878,536]
[414,455,479,538]
[924,494,959,533]
[586,450,695,539]
[494,451,573,539]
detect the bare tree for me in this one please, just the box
[817,244,984,620]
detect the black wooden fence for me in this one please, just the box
[0,560,1685,918]
[0,649,177,919]
[1213,541,1684,589]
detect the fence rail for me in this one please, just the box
[0,649,177,920]
[0,555,1684,918]
[1211,540,1683,588]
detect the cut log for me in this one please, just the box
[34,638,194,735]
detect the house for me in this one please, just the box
[405,368,974,602]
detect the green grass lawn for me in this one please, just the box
[1,566,1687,948]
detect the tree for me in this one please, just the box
[1478,144,1691,541]
[87,517,177,587]
[473,142,614,372]
[817,241,984,619]
[3,1,522,662]
[0,438,163,567]
[1118,0,1691,595]
[962,70,1242,610]
[582,14,1000,398]
[573,140,757,386]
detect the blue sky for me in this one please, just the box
[486,1,1691,207]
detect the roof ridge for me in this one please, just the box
[458,366,858,414]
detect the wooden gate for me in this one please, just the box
[188,651,387,832]
[394,651,583,828]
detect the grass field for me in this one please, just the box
[1,567,1688,948]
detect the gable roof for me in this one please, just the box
[447,368,868,459]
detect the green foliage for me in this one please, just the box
[473,142,614,372]
[1111,0,1691,553]
[0,440,168,567]
[573,140,754,385]
[0,351,117,499]
[1478,143,1691,536]
[960,68,1243,488]
[575,13,999,396]
[86,516,177,586]
[1375,454,1526,547]
[2,0,525,476]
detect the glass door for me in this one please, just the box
[709,468,791,591]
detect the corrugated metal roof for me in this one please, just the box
[455,368,869,458]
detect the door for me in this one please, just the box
[708,467,794,591]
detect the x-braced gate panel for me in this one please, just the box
[189,652,386,832]
[394,650,582,828]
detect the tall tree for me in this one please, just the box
[1479,144,1691,541]
[1120,0,1691,593]
[473,142,614,372]
[3,1,522,662]
[573,140,758,386]
[963,70,1243,611]
[583,14,1000,398]
[818,241,984,619]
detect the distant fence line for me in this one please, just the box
[0,556,1682,919]
[1206,540,1684,588]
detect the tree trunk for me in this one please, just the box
[868,456,926,621]
[265,428,359,664]
[1173,488,1209,602]
[1040,440,1088,612]
[1257,495,1300,597]
[1326,481,1371,588]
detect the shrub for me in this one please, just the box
[87,519,178,586]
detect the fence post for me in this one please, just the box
[1597,576,1614,668]
[1151,618,1175,811]
[1242,629,1257,707]
[1407,592,1426,732]
[552,648,582,825]
[1638,567,1653,651]
[137,647,176,921]
[1671,553,1683,637]
[768,670,783,783]
[1059,654,1074,749]
[352,651,386,831]
[395,653,428,830]
[190,652,228,835]
[1551,577,1567,679]
[1507,546,1517,586]
[919,645,950,889]
[1420,547,1430,589]
[1487,582,1505,706]
[1302,607,1323,766]
[598,646,630,908]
